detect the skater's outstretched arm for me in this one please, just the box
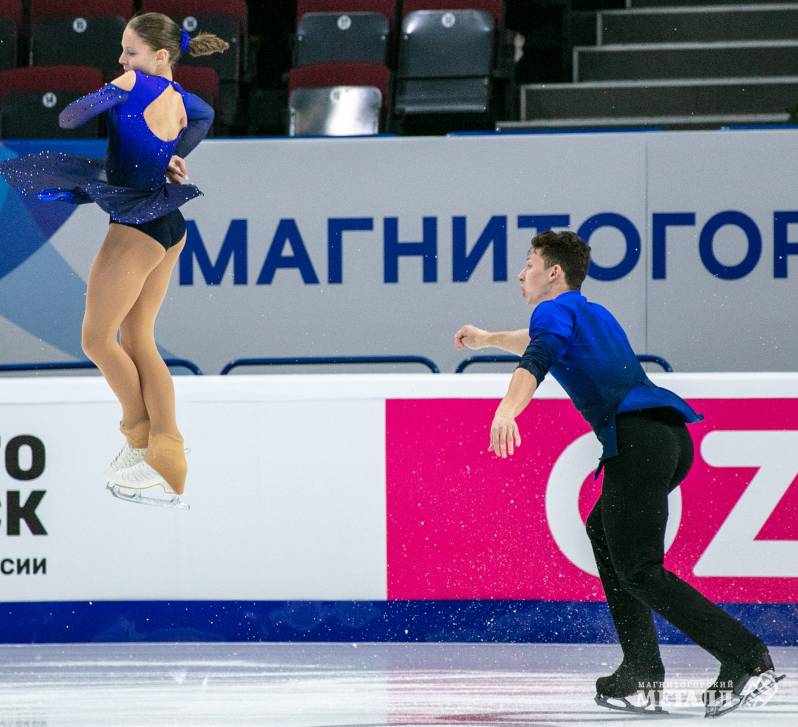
[174,92,214,158]
[58,71,134,129]
[454,324,530,356]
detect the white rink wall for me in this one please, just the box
[1,373,797,606]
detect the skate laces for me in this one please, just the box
[109,443,146,471]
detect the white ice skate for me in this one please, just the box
[103,441,147,479]
[104,443,191,478]
[106,459,189,511]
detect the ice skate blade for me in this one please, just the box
[106,482,189,511]
[595,694,668,715]
[704,672,785,718]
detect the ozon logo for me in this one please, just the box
[697,430,798,577]
[546,429,798,579]
[546,433,682,577]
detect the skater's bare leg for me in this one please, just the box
[119,233,186,438]
[82,223,165,426]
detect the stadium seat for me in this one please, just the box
[142,0,247,127]
[297,0,396,26]
[288,62,390,136]
[0,0,21,71]
[395,0,503,115]
[404,0,502,29]
[294,1,396,66]
[0,65,104,138]
[29,1,133,81]
[173,64,219,129]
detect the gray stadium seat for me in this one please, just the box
[395,9,495,114]
[30,1,132,81]
[0,66,105,139]
[295,12,391,66]
[0,1,20,71]
[288,62,390,136]
[289,86,383,136]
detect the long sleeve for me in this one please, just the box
[58,83,129,129]
[516,300,573,384]
[174,92,214,158]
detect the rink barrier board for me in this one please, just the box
[3,130,798,376]
[0,373,797,643]
[0,600,796,645]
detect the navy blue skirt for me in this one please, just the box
[0,150,203,224]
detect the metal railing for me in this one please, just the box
[220,355,441,375]
[0,358,204,375]
[455,353,673,374]
[0,353,673,377]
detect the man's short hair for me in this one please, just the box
[530,230,591,289]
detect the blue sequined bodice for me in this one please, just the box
[105,71,188,189]
[0,69,214,224]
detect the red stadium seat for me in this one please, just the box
[0,65,105,138]
[289,62,390,98]
[142,0,246,126]
[0,1,21,71]
[288,62,391,136]
[173,64,219,128]
[29,1,134,81]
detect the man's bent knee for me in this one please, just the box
[585,505,604,544]
[616,562,663,595]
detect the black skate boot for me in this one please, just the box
[595,660,667,714]
[703,649,785,718]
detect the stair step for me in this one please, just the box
[630,0,798,7]
[497,113,791,131]
[601,5,798,45]
[521,78,798,120]
[575,41,798,81]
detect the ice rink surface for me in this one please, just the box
[0,642,794,726]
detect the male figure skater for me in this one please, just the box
[454,230,783,717]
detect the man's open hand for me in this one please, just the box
[489,411,521,458]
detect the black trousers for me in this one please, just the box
[586,408,764,668]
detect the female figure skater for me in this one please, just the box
[0,13,228,509]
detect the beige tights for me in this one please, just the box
[84,223,188,491]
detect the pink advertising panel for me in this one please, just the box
[386,398,798,603]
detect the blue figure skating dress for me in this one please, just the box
[0,69,214,224]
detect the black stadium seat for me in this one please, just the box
[142,0,247,126]
[294,1,396,66]
[0,0,21,71]
[395,0,502,115]
[0,65,105,138]
[29,1,133,81]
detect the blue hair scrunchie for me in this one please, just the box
[180,29,191,53]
